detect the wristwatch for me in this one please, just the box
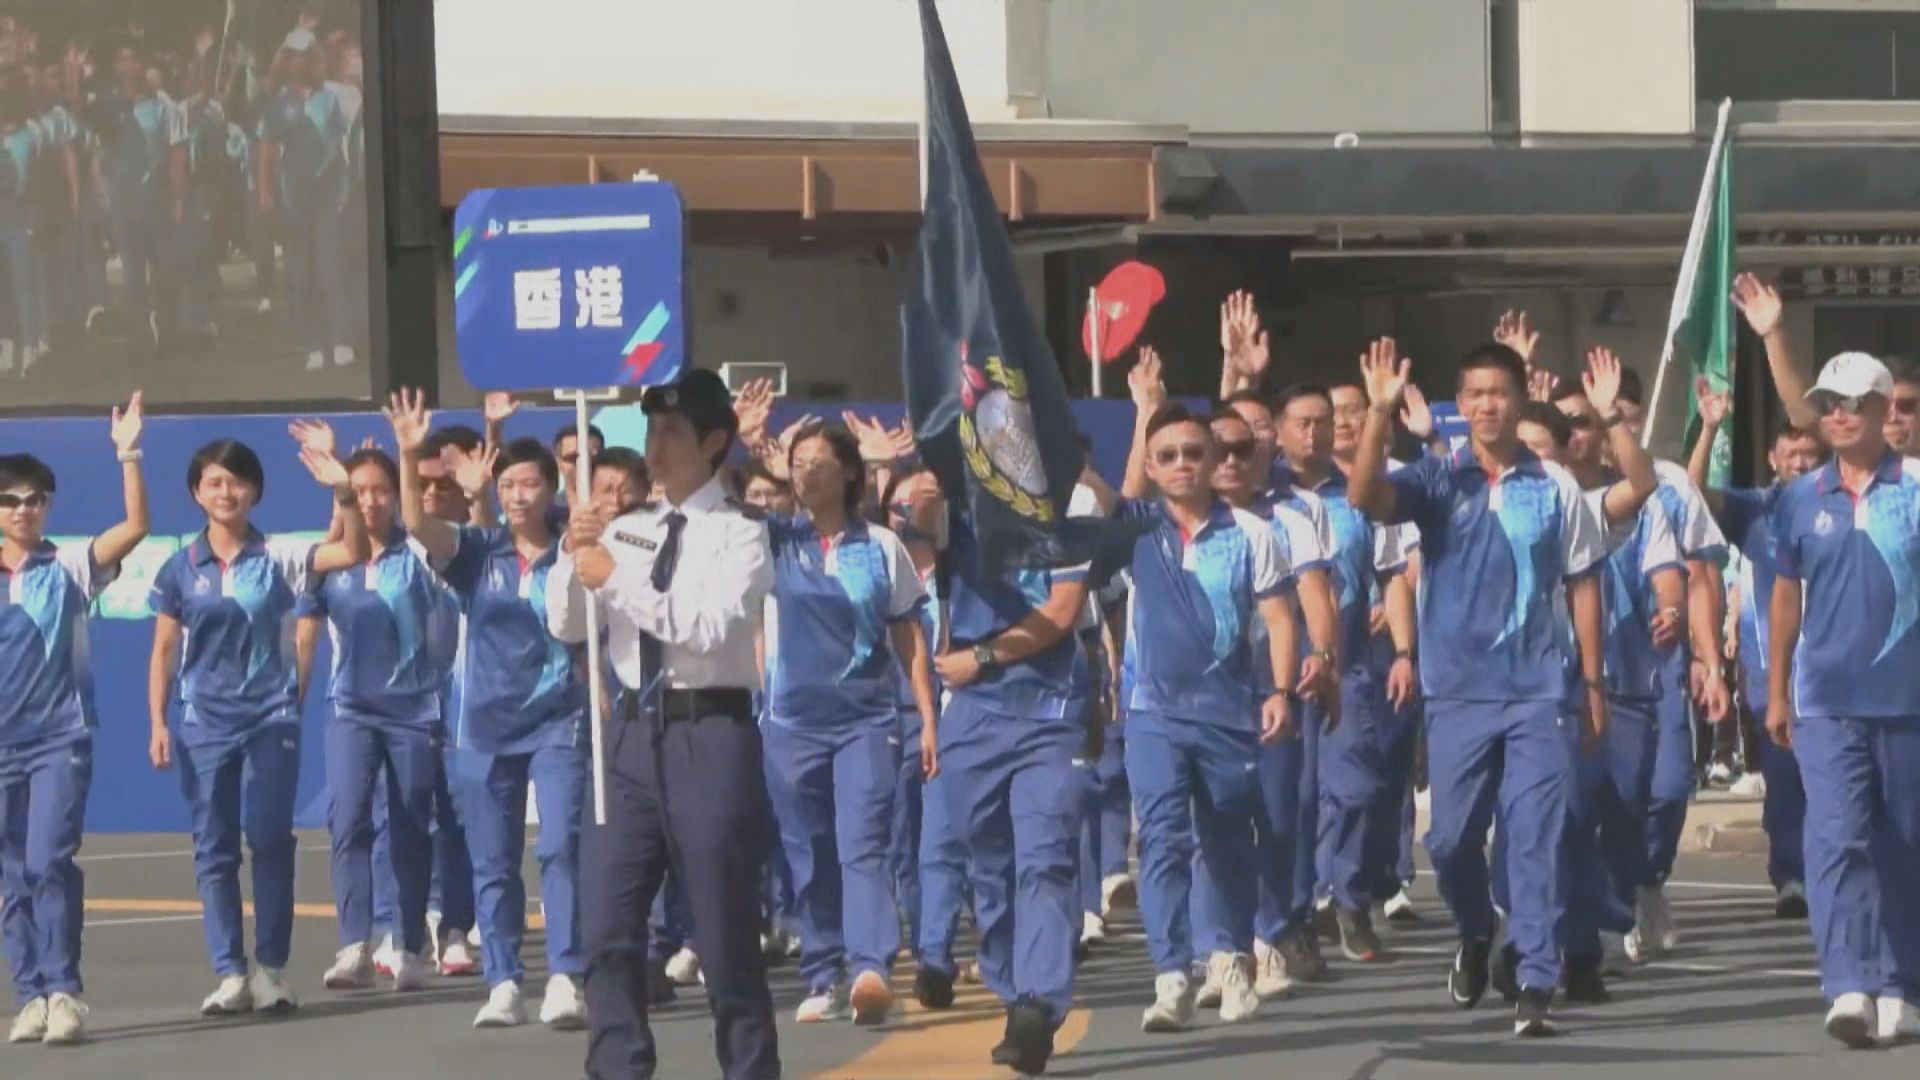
[971,641,999,675]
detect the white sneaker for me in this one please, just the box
[333,345,356,367]
[795,983,849,1023]
[439,932,479,977]
[41,993,86,1046]
[1827,991,1876,1048]
[1217,953,1261,1024]
[8,997,46,1043]
[1194,951,1232,1009]
[251,967,297,1014]
[372,934,398,978]
[305,350,326,371]
[539,974,586,1029]
[1383,887,1417,923]
[468,926,482,948]
[1253,938,1293,999]
[391,950,429,993]
[200,974,254,1016]
[1141,971,1196,1033]
[1645,884,1678,951]
[665,946,702,986]
[1081,911,1107,945]
[1101,873,1138,915]
[849,970,893,1027]
[1878,996,1920,1046]
[324,942,375,991]
[473,980,527,1028]
[1707,761,1734,786]
[1627,885,1673,961]
[1729,771,1767,798]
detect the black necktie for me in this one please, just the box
[651,511,687,592]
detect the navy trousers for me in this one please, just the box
[583,695,780,1080]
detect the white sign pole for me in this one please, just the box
[559,386,620,826]
[1088,286,1103,399]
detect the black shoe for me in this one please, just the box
[1489,942,1521,1003]
[988,996,1053,1076]
[646,960,677,1006]
[1311,902,1341,943]
[1337,906,1383,963]
[915,966,956,1010]
[1448,938,1491,1010]
[1776,883,1809,920]
[1513,986,1557,1037]
[1562,954,1611,1005]
[1278,928,1329,983]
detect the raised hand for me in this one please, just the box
[451,445,499,500]
[843,411,901,464]
[288,418,337,460]
[298,445,350,489]
[1731,273,1783,338]
[1528,367,1558,404]
[1400,382,1434,440]
[1129,345,1167,410]
[1695,374,1730,429]
[887,419,916,460]
[1494,309,1540,368]
[1359,337,1409,410]
[384,388,432,455]
[1583,347,1624,420]
[734,378,774,449]
[111,390,144,454]
[1220,290,1271,382]
[482,391,520,427]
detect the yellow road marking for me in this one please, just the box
[82,898,546,930]
[809,974,1089,1080]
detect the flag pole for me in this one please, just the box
[1088,287,1102,399]
[1643,97,1733,450]
[557,386,619,826]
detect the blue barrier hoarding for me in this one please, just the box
[452,182,687,391]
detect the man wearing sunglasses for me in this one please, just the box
[1766,350,1920,1047]
[1350,340,1607,1038]
[1116,348,1329,1033]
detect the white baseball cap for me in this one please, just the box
[1807,351,1893,402]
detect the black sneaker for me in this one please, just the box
[1448,938,1491,1009]
[1278,928,1329,983]
[646,959,677,1006]
[988,996,1053,1075]
[1562,954,1611,1005]
[1775,882,1809,920]
[1311,902,1341,943]
[1513,986,1557,1037]
[915,966,956,1010]
[1337,906,1383,963]
[1489,942,1521,1003]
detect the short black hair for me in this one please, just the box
[742,458,790,492]
[429,425,483,455]
[1519,401,1573,449]
[1145,402,1209,444]
[1208,405,1253,430]
[493,437,559,491]
[553,424,606,454]
[1273,382,1333,419]
[343,447,399,490]
[188,439,265,500]
[1224,389,1273,416]
[0,453,55,495]
[880,461,934,512]
[1457,343,1528,395]
[1549,376,1583,405]
[1888,356,1920,389]
[1775,423,1822,446]
[787,422,867,515]
[1617,368,1645,407]
[591,446,650,494]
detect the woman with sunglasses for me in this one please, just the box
[148,429,369,1018]
[385,390,589,1031]
[752,421,935,1026]
[291,424,467,997]
[0,393,148,1047]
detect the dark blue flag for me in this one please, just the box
[903,0,1089,576]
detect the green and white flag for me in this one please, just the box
[1651,98,1736,486]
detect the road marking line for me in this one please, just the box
[87,915,207,928]
[810,975,1089,1080]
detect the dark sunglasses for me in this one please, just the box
[887,501,913,518]
[1216,439,1257,462]
[1153,444,1207,466]
[1562,413,1596,431]
[0,491,48,510]
[1817,394,1870,417]
[1895,397,1920,417]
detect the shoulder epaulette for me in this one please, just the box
[725,496,768,521]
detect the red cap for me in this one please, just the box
[1081,261,1166,363]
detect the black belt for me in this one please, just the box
[619,686,754,725]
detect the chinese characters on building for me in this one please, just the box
[1792,265,1920,299]
[513,266,626,331]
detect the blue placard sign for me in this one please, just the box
[453,182,687,390]
[1429,400,1471,452]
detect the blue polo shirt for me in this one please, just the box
[764,516,926,727]
[151,531,316,746]
[1595,492,1685,701]
[1117,496,1291,726]
[1287,471,1412,670]
[1715,485,1783,711]
[944,512,1089,722]
[438,526,585,754]
[1652,459,1729,565]
[102,90,184,203]
[0,541,114,751]
[300,529,451,732]
[257,83,350,217]
[1386,447,1603,703]
[1772,454,1920,719]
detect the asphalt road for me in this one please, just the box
[6,832,1910,1080]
